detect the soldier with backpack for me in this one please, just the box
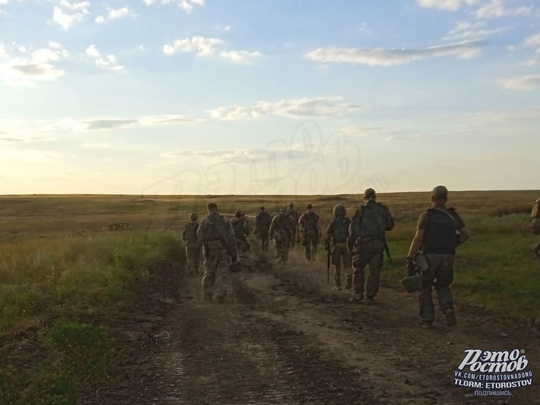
[182,212,201,275]
[268,207,297,264]
[287,203,300,243]
[255,206,272,252]
[197,203,237,303]
[347,188,395,304]
[299,203,322,261]
[325,205,352,290]
[231,210,250,254]
[406,186,470,328]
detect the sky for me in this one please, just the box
[0,0,539,196]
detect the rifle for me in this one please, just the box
[207,218,237,263]
[382,235,392,264]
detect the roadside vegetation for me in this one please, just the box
[0,191,538,403]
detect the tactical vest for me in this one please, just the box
[205,214,230,242]
[332,216,350,244]
[302,211,319,232]
[358,203,388,239]
[422,208,458,254]
[275,214,293,237]
[256,211,272,228]
[231,218,246,239]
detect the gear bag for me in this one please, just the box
[531,199,540,235]
[302,211,319,232]
[232,218,246,239]
[332,217,350,244]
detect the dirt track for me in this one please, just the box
[97,249,539,405]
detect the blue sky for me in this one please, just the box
[0,0,539,195]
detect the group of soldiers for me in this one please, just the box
[182,186,473,328]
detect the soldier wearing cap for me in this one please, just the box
[268,207,297,264]
[348,188,394,304]
[182,212,201,275]
[406,185,470,328]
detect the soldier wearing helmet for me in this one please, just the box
[348,188,395,304]
[298,203,322,261]
[231,210,250,253]
[325,204,352,290]
[268,207,296,264]
[182,212,201,275]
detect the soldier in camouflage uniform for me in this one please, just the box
[182,213,200,275]
[197,203,237,303]
[298,203,322,261]
[268,207,296,264]
[325,205,352,290]
[347,188,394,304]
[406,186,470,328]
[287,202,300,243]
[255,206,272,252]
[231,210,250,254]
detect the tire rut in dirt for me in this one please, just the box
[128,272,377,405]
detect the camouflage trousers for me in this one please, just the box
[419,253,455,322]
[185,246,200,275]
[257,227,270,252]
[352,239,384,298]
[202,248,231,302]
[303,231,320,261]
[331,243,352,287]
[273,234,292,263]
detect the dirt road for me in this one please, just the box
[97,250,539,405]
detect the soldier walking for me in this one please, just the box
[298,203,322,261]
[255,206,272,252]
[197,203,237,303]
[287,203,300,243]
[182,213,201,275]
[347,188,394,304]
[406,186,470,328]
[231,210,250,254]
[268,207,296,264]
[325,205,352,290]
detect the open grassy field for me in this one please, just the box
[0,191,539,404]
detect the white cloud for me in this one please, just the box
[52,1,90,30]
[163,36,222,56]
[109,7,130,19]
[305,41,483,66]
[85,44,124,71]
[0,41,68,85]
[219,50,261,62]
[209,97,365,120]
[443,21,509,41]
[500,75,540,90]
[143,0,204,13]
[163,36,262,62]
[95,7,132,23]
[81,114,200,130]
[475,0,533,19]
[524,33,540,50]
[417,0,477,11]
